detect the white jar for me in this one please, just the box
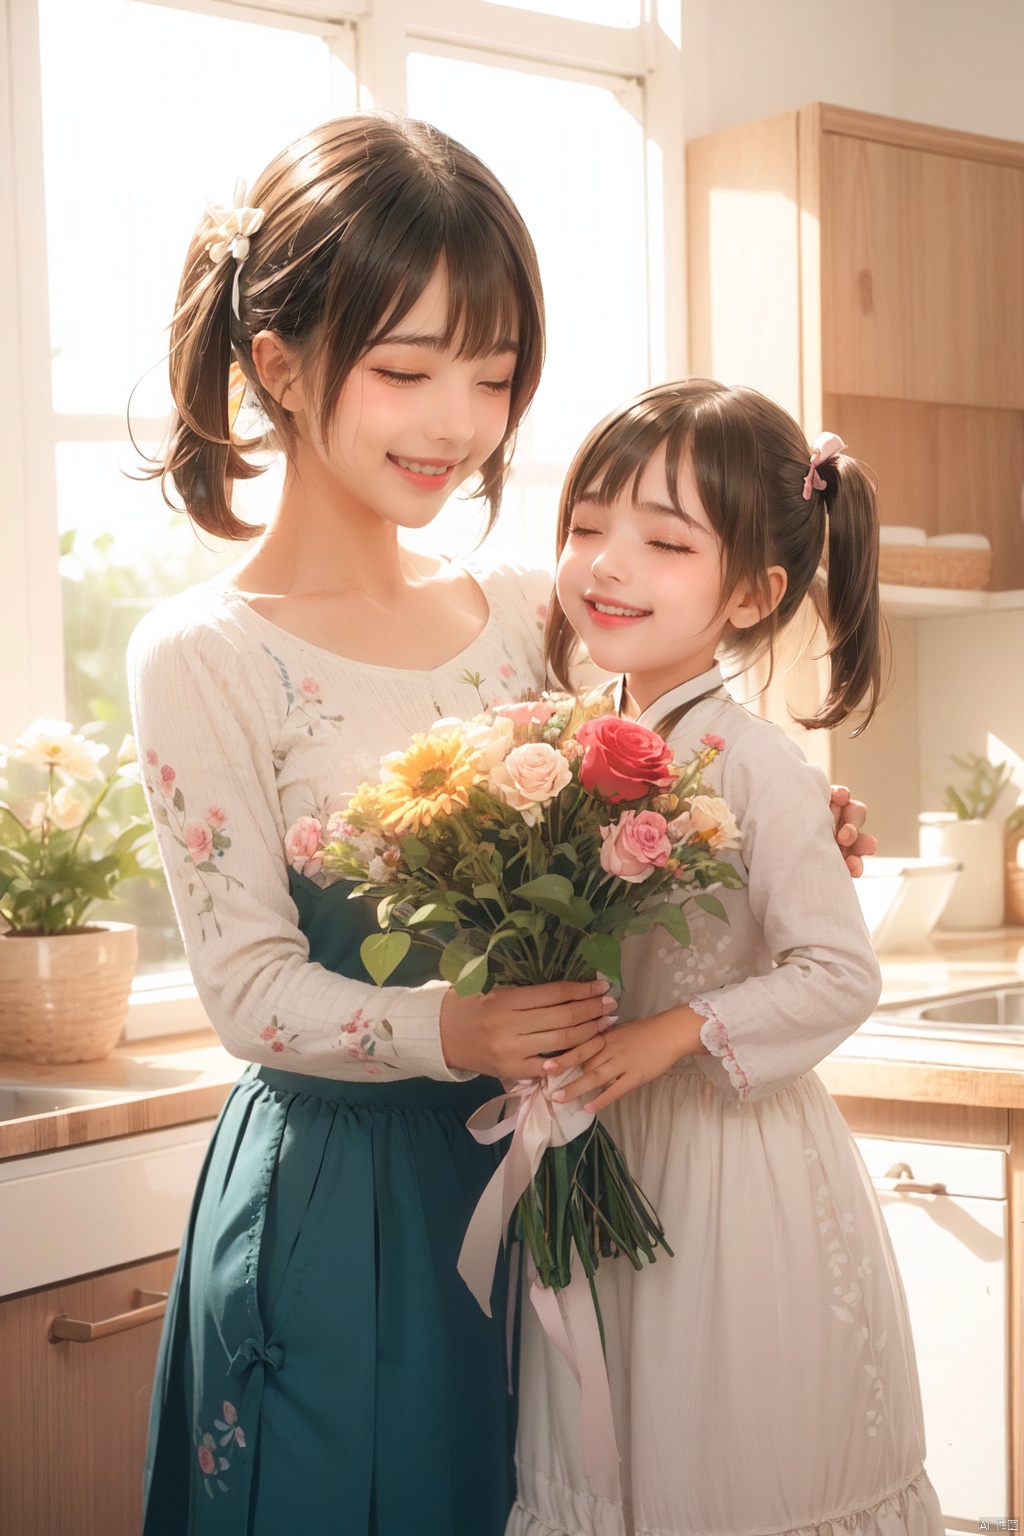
[919,813,1004,930]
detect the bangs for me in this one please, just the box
[568,404,699,522]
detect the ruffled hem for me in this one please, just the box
[506,1466,943,1536]
[692,996,751,1099]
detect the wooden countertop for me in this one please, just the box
[2,930,1023,1159]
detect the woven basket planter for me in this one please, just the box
[879,544,991,590]
[0,922,137,1064]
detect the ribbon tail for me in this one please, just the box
[459,1084,545,1316]
[458,1153,513,1317]
[529,1268,622,1492]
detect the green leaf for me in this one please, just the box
[406,900,458,927]
[172,787,185,813]
[514,874,576,905]
[590,901,636,934]
[579,933,623,988]
[453,954,490,996]
[59,527,77,557]
[694,893,728,923]
[439,938,478,987]
[472,882,501,903]
[639,902,692,946]
[360,931,411,986]
[400,835,432,871]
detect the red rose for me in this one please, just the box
[575,717,675,803]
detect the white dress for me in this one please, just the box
[508,666,943,1536]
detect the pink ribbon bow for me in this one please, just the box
[458,1074,622,1490]
[802,431,847,500]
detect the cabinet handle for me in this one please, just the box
[49,1288,169,1344]
[876,1161,948,1197]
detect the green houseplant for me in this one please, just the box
[919,753,1013,932]
[0,718,155,1062]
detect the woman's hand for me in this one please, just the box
[829,785,878,877]
[547,1004,707,1114]
[440,978,615,1079]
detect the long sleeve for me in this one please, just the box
[128,603,467,1082]
[692,721,881,1102]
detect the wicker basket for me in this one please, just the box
[878,544,991,590]
[0,922,137,1063]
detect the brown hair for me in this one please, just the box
[545,379,884,733]
[146,113,545,539]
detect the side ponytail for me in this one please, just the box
[795,454,885,734]
[146,226,267,540]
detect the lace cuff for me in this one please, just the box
[693,997,751,1099]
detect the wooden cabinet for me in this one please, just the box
[0,1251,177,1536]
[687,103,1024,589]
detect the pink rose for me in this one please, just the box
[576,717,675,803]
[183,820,214,863]
[492,699,557,728]
[259,1024,278,1042]
[145,748,158,767]
[600,810,672,883]
[159,763,176,796]
[701,733,726,752]
[206,806,228,830]
[271,1039,284,1052]
[488,742,572,826]
[222,1402,238,1426]
[300,677,321,698]
[197,1444,216,1476]
[284,815,324,875]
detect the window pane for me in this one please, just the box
[483,0,641,25]
[38,0,356,417]
[406,52,648,570]
[57,442,281,974]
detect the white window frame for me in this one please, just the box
[0,0,685,1025]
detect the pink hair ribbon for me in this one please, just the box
[802,432,847,501]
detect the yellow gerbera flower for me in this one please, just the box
[376,732,480,836]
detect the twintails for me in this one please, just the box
[144,114,545,540]
[545,379,885,734]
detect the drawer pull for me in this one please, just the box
[876,1161,948,1197]
[49,1288,169,1344]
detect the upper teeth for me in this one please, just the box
[395,457,451,476]
[594,602,648,617]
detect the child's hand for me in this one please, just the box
[545,1006,708,1114]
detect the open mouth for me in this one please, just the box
[387,454,461,488]
[585,598,652,627]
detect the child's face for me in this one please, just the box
[306,264,518,530]
[556,443,745,704]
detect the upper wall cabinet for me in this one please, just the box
[687,104,1024,588]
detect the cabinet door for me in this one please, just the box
[855,1137,1009,1520]
[822,133,1024,408]
[0,1251,177,1536]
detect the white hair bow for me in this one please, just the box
[205,178,265,319]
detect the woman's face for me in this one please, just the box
[307,264,518,531]
[556,443,746,704]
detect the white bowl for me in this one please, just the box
[853,857,962,953]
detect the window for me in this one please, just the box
[2,0,683,990]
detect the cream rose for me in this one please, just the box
[11,719,108,779]
[48,786,87,831]
[488,742,572,826]
[429,715,513,773]
[688,795,742,851]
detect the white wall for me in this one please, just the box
[681,0,1024,146]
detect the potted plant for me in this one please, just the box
[919,753,1013,931]
[0,718,155,1062]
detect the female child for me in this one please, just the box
[129,114,619,1536]
[132,116,871,1534]
[508,381,943,1536]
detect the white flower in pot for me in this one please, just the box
[919,753,1013,931]
[0,720,156,1062]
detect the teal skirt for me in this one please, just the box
[142,874,515,1535]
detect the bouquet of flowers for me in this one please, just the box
[316,691,742,1324]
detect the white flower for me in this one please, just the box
[688,795,742,851]
[48,786,87,831]
[429,715,513,773]
[116,734,138,766]
[488,742,572,827]
[11,719,108,780]
[11,797,46,834]
[366,855,392,882]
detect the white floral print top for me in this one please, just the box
[128,560,551,1081]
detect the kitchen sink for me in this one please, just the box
[0,1082,130,1121]
[870,983,1024,1044]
